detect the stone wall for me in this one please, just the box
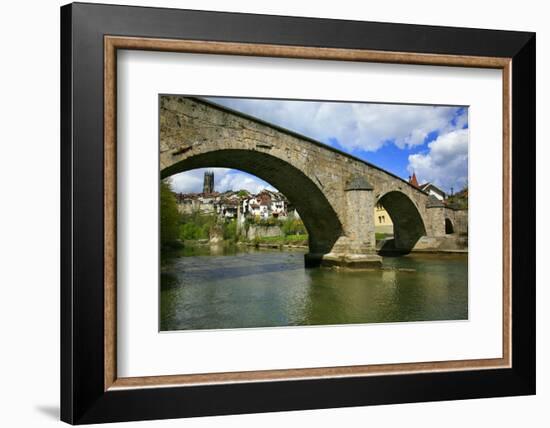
[451,209,468,236]
[413,235,468,251]
[246,225,283,240]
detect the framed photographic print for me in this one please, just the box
[60,2,536,424]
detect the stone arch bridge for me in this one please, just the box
[160,96,466,268]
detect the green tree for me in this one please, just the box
[223,219,238,241]
[282,218,307,236]
[447,184,468,209]
[160,180,180,247]
[179,212,218,241]
[179,223,202,240]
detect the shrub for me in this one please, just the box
[179,223,205,240]
[160,180,180,247]
[223,219,238,241]
[282,218,307,236]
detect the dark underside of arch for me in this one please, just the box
[161,149,343,255]
[445,218,455,234]
[377,191,427,255]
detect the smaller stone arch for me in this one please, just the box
[377,190,427,253]
[445,218,455,234]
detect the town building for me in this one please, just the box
[419,182,446,201]
[242,190,288,220]
[408,172,447,201]
[175,172,291,222]
[176,192,218,214]
[374,203,394,235]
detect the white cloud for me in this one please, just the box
[208,97,464,152]
[168,168,276,194]
[407,128,469,192]
[218,172,276,194]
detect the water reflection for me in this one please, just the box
[160,245,468,331]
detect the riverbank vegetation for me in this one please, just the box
[162,179,400,253]
[178,212,216,240]
[160,179,308,251]
[178,214,241,243]
[160,180,181,248]
[243,216,306,235]
[250,234,308,246]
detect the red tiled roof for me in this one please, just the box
[409,172,419,188]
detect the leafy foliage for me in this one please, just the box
[223,219,238,241]
[281,218,307,236]
[160,180,181,247]
[246,216,282,227]
[447,185,468,209]
[252,234,308,245]
[179,212,217,240]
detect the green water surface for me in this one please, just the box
[160,245,468,331]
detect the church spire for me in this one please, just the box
[409,171,419,188]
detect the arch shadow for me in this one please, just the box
[445,218,455,234]
[161,149,344,256]
[376,191,426,256]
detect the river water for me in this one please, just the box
[160,245,468,331]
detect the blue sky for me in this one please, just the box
[169,98,468,194]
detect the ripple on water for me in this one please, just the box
[160,247,468,331]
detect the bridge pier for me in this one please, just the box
[308,175,382,269]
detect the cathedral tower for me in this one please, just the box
[203,171,214,194]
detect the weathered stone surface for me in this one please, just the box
[160,96,467,268]
[208,225,224,244]
[246,225,283,240]
[345,175,374,191]
[413,235,468,251]
[320,253,383,270]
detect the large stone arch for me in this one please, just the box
[377,190,427,252]
[161,149,343,254]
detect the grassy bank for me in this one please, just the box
[376,232,393,241]
[251,234,308,246]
